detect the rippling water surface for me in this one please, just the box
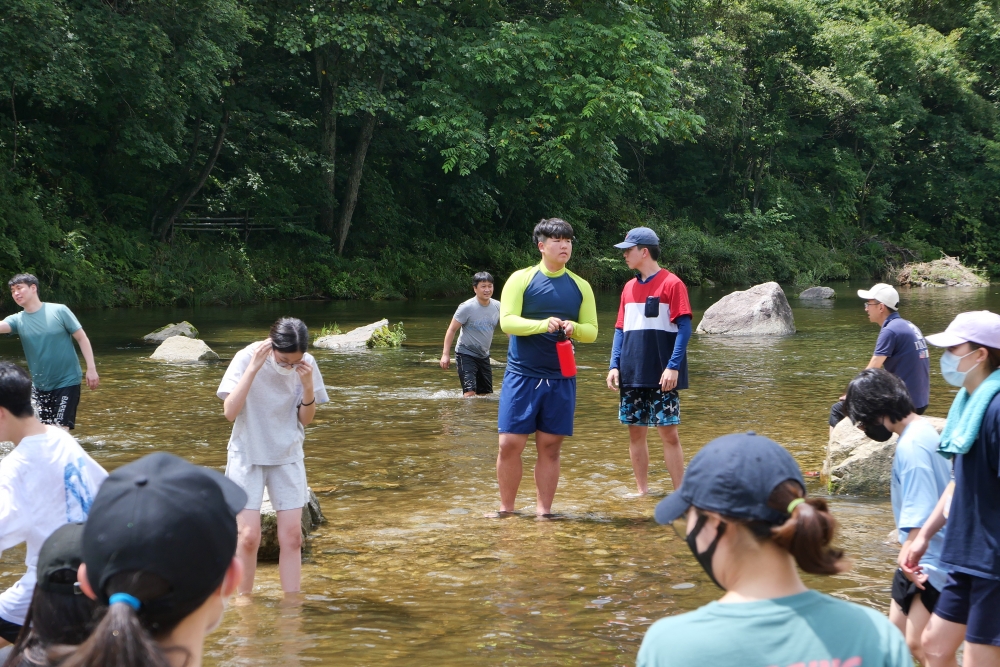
[2,283,997,665]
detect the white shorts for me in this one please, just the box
[225,449,307,512]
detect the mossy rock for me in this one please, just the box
[897,256,988,288]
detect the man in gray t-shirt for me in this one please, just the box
[440,272,501,396]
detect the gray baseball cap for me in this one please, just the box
[614,227,660,249]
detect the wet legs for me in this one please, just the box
[497,431,564,515]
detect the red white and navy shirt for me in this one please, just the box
[612,270,692,389]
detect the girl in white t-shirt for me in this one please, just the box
[217,318,329,595]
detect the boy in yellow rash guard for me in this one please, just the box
[492,218,598,518]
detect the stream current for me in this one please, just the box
[1,282,995,665]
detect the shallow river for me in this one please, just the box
[1,282,996,665]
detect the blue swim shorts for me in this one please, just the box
[498,371,576,436]
[619,387,680,427]
[934,571,1000,646]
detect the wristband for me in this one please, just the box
[298,398,316,408]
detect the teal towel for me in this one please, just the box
[939,369,1000,458]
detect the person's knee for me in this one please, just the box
[921,623,955,661]
[498,437,526,459]
[238,523,262,552]
[278,522,303,551]
[829,401,845,427]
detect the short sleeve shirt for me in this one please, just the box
[0,427,107,624]
[637,590,912,667]
[217,347,330,466]
[614,270,692,389]
[942,393,1000,580]
[891,418,951,591]
[874,312,930,408]
[454,298,500,359]
[3,304,83,391]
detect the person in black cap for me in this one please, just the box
[63,452,246,667]
[2,523,99,667]
[637,432,911,667]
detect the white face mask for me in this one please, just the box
[270,354,297,376]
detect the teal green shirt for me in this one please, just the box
[4,303,83,391]
[637,591,912,667]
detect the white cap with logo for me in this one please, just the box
[857,283,899,310]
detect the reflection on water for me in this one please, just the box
[0,283,995,664]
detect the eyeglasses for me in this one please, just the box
[863,301,881,309]
[275,360,304,369]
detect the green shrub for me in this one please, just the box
[367,322,407,348]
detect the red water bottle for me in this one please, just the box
[556,328,577,378]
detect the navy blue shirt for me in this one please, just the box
[875,312,930,409]
[941,393,1000,580]
[505,270,584,379]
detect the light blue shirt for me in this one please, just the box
[637,590,912,667]
[891,418,952,591]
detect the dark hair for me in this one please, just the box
[759,481,846,575]
[0,362,35,418]
[533,218,574,244]
[843,368,914,427]
[7,274,38,290]
[269,317,308,353]
[472,272,494,287]
[2,573,100,667]
[60,571,193,667]
[968,343,1000,372]
[636,244,660,261]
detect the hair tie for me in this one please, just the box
[109,593,141,610]
[787,498,806,514]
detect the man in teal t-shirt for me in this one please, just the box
[0,274,99,429]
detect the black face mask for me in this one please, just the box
[685,514,728,590]
[863,421,893,442]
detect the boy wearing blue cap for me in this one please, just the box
[607,227,692,495]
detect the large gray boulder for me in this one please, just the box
[696,282,795,335]
[798,286,836,300]
[314,319,389,350]
[143,321,199,343]
[258,488,326,561]
[150,336,219,362]
[826,416,946,496]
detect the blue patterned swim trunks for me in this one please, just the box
[619,387,680,427]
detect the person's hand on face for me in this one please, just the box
[250,339,272,371]
[294,358,313,389]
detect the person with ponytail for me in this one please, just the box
[905,311,1000,667]
[217,317,329,595]
[65,452,245,667]
[2,523,98,667]
[638,432,911,667]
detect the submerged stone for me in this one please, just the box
[798,286,836,299]
[149,336,218,362]
[143,321,198,343]
[826,416,946,496]
[696,282,796,335]
[258,488,325,561]
[315,319,389,350]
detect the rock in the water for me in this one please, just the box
[150,336,218,362]
[826,416,946,496]
[897,256,989,288]
[696,282,795,335]
[798,286,836,300]
[314,319,389,350]
[143,321,199,343]
[258,488,325,561]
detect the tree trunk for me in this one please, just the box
[336,72,384,255]
[160,109,230,240]
[315,49,339,235]
[151,116,202,232]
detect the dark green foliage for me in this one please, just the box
[1,0,999,306]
